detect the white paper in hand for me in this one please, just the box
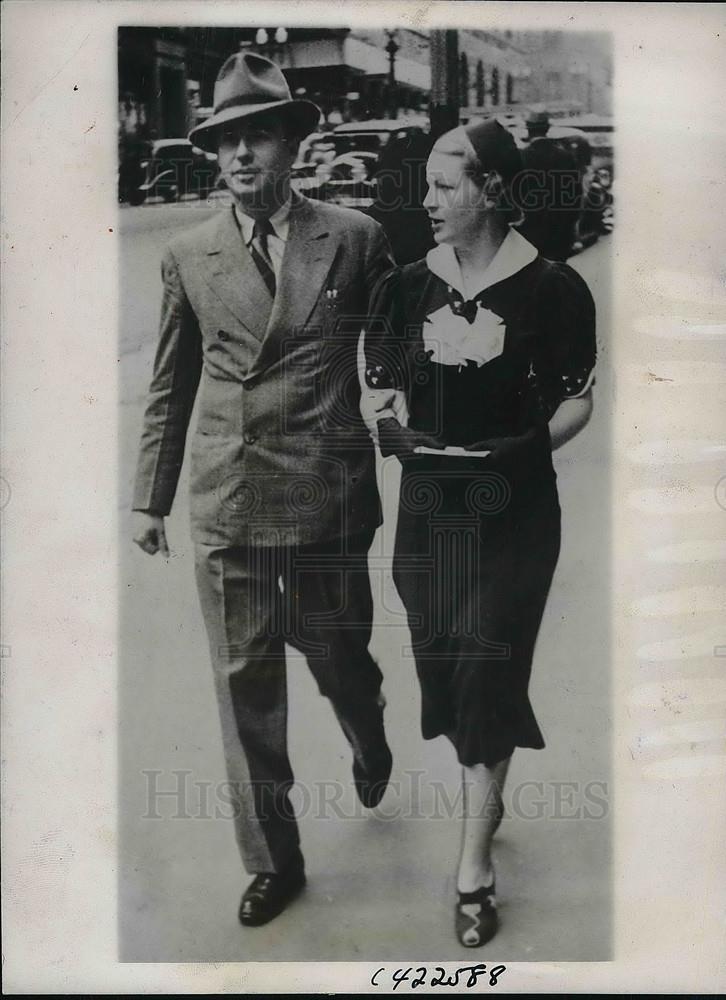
[413,445,491,457]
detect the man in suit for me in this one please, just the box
[132,51,394,927]
[518,109,586,262]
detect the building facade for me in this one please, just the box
[511,30,612,117]
[118,26,612,147]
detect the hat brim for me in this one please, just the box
[188,99,320,152]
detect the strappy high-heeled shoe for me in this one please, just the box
[455,878,498,947]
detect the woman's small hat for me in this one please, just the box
[188,51,320,152]
[463,118,522,183]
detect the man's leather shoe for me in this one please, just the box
[352,695,393,808]
[353,741,393,808]
[238,852,306,927]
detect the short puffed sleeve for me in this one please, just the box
[364,266,408,390]
[530,262,597,420]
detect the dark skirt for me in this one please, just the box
[392,456,561,767]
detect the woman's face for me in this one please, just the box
[423,147,489,248]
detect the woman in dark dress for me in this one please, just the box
[361,119,596,947]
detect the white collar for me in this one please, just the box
[234,197,292,245]
[426,227,538,298]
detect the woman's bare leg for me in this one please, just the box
[457,756,511,893]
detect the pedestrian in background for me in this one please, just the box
[517,110,584,262]
[575,163,614,249]
[366,131,436,265]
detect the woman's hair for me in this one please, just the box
[433,125,523,225]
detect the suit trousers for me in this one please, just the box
[195,529,384,874]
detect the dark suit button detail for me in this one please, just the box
[218,330,230,341]
[244,432,257,445]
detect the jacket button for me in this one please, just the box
[243,432,257,445]
[244,377,257,390]
[218,330,230,341]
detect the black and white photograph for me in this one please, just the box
[3,1,726,994]
[119,23,612,962]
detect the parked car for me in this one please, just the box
[496,112,525,129]
[331,119,426,157]
[291,120,427,207]
[559,115,614,170]
[290,131,337,197]
[118,137,149,204]
[312,150,378,205]
[122,139,218,205]
[296,131,336,165]
[510,123,593,171]
[461,110,525,131]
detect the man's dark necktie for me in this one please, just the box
[249,218,276,297]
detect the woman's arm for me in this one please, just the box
[360,387,408,441]
[548,389,593,450]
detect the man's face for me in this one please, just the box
[217,116,298,216]
[596,167,612,189]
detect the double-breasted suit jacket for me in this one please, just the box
[133,192,393,547]
[133,192,393,874]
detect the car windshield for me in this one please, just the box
[333,133,387,156]
[154,143,192,160]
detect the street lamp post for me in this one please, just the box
[429,29,459,137]
[252,27,288,61]
[384,30,400,119]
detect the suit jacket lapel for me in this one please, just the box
[271,195,336,335]
[202,207,272,343]
[249,194,337,375]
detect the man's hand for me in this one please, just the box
[377,417,442,459]
[132,511,170,557]
[360,388,408,442]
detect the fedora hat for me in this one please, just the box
[189,51,320,151]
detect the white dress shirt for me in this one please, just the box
[421,229,539,369]
[425,228,594,395]
[425,226,539,299]
[234,198,291,280]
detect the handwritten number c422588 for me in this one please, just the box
[371,963,507,989]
